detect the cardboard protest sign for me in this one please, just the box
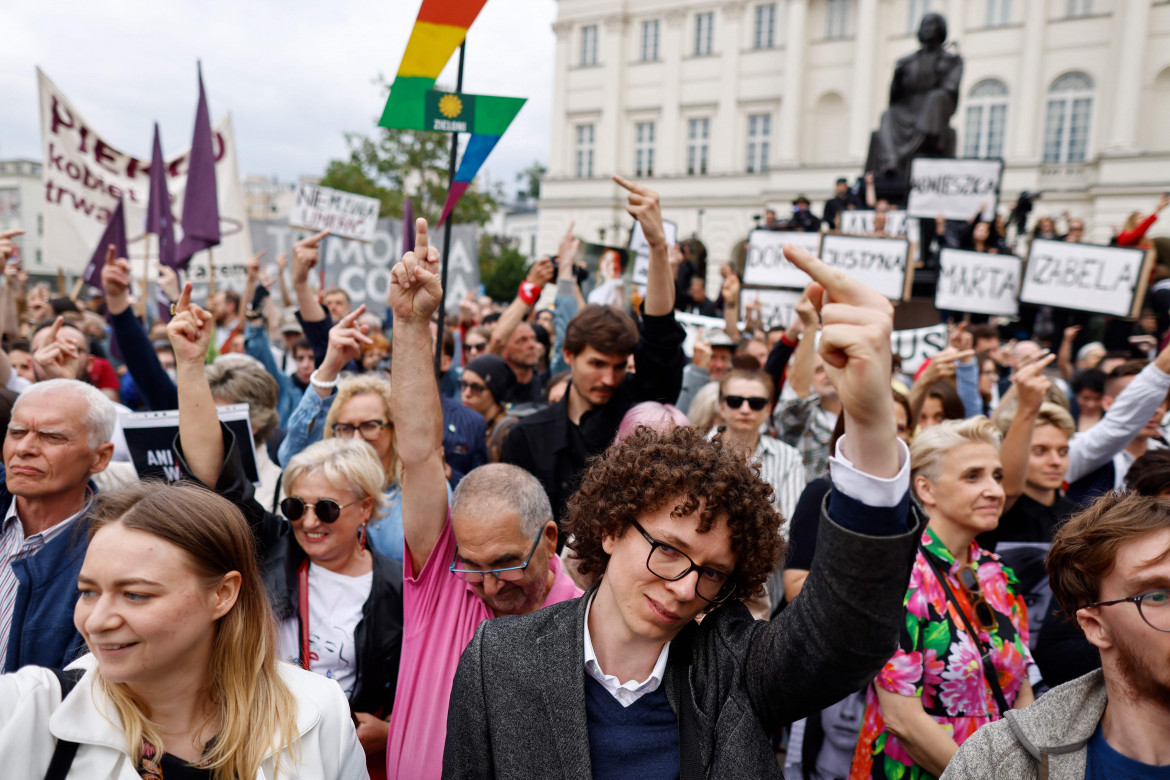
[37,68,253,277]
[289,183,381,243]
[675,310,729,359]
[818,234,911,301]
[629,220,678,286]
[740,287,804,329]
[891,323,948,375]
[742,230,823,288]
[1020,239,1152,318]
[906,158,1002,222]
[120,404,259,485]
[936,248,1022,317]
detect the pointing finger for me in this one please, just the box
[0,230,25,240]
[46,316,63,343]
[612,174,641,194]
[105,244,116,266]
[339,304,367,327]
[414,218,429,263]
[176,282,193,313]
[304,230,330,246]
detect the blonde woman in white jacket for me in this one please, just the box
[0,481,367,780]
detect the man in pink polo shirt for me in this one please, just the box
[387,218,582,780]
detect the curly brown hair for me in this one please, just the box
[565,425,784,601]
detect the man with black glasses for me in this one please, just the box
[385,218,582,780]
[946,490,1170,778]
[443,245,926,779]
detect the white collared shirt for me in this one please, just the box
[583,592,671,708]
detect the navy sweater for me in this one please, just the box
[584,674,679,779]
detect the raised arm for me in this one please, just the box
[998,354,1054,510]
[616,175,674,315]
[785,291,819,398]
[1056,325,1079,382]
[391,219,450,576]
[487,258,554,355]
[102,247,178,410]
[292,231,329,323]
[274,252,293,308]
[721,273,741,342]
[168,283,222,487]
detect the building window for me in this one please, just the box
[826,0,851,39]
[640,20,660,61]
[985,0,1010,26]
[746,114,771,173]
[907,0,932,32]
[1066,0,1092,17]
[754,4,776,49]
[581,25,598,66]
[694,12,714,56]
[635,122,656,177]
[687,118,710,175]
[963,79,1009,159]
[1043,72,1094,163]
[575,124,595,178]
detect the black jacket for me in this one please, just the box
[174,425,403,717]
[499,312,686,524]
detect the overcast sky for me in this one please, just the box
[1,0,555,198]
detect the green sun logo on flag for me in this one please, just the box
[439,93,463,119]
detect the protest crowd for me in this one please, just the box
[5,27,1170,780]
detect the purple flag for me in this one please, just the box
[176,62,220,268]
[402,197,415,255]
[82,198,127,290]
[145,122,179,269]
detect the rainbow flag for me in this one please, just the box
[379,0,525,224]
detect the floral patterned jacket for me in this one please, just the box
[849,527,1033,780]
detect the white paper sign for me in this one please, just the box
[936,249,1022,317]
[891,323,948,375]
[288,183,380,242]
[840,209,906,237]
[1019,239,1149,317]
[674,310,729,359]
[742,230,823,288]
[906,158,1003,222]
[629,219,678,285]
[817,234,910,301]
[740,288,804,329]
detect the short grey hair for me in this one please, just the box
[451,463,552,538]
[284,437,389,513]
[15,379,117,448]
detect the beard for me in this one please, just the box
[1113,628,1170,712]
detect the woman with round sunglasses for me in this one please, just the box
[166,285,402,777]
[850,417,1035,780]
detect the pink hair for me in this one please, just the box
[614,401,690,444]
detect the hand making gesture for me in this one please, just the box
[614,175,673,314]
[32,316,83,380]
[321,304,373,377]
[390,218,442,323]
[292,230,330,286]
[614,175,664,247]
[0,229,24,269]
[166,282,213,367]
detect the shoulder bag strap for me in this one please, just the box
[672,628,704,780]
[298,557,311,670]
[921,547,1012,717]
[43,668,84,780]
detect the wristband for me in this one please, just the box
[518,281,542,306]
[780,332,799,348]
[309,368,339,390]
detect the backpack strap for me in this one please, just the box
[43,668,84,780]
[671,627,704,780]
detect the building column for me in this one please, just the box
[1008,3,1044,160]
[548,20,573,178]
[1106,0,1150,152]
[598,14,629,178]
[712,2,746,173]
[946,0,965,53]
[847,0,878,161]
[777,0,808,164]
[659,10,686,176]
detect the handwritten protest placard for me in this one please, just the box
[629,219,678,286]
[818,234,911,301]
[1020,239,1152,318]
[936,248,1021,317]
[740,288,804,329]
[906,158,1002,222]
[891,323,948,374]
[289,183,381,242]
[120,404,259,485]
[742,230,823,288]
[839,209,910,238]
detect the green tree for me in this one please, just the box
[516,160,547,201]
[478,234,528,302]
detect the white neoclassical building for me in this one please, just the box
[538,0,1170,279]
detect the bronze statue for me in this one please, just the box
[871,13,963,179]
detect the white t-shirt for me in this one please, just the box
[279,564,373,699]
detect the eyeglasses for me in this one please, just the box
[1082,588,1170,632]
[957,566,998,632]
[450,528,544,583]
[331,419,390,440]
[280,496,362,524]
[722,395,768,411]
[464,342,488,355]
[631,519,736,604]
[459,380,488,394]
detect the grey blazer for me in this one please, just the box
[442,496,926,779]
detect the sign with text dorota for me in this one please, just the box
[936,248,1022,317]
[741,230,823,288]
[817,233,911,302]
[905,157,1003,222]
[289,183,380,243]
[1020,239,1152,318]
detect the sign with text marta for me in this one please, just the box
[289,183,380,242]
[1020,239,1152,318]
[936,249,1021,317]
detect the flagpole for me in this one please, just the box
[208,248,217,300]
[433,40,465,377]
[142,234,152,323]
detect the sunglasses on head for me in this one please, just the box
[722,395,768,411]
[280,496,361,524]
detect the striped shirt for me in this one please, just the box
[754,435,807,539]
[0,499,88,669]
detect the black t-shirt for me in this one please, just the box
[785,477,831,571]
[158,753,214,779]
[977,492,1080,551]
[507,373,544,405]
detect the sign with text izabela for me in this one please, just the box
[1019,239,1152,318]
[120,404,260,485]
[818,233,911,301]
[629,219,678,286]
[289,183,380,243]
[741,230,823,288]
[905,157,1003,222]
[936,248,1022,317]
